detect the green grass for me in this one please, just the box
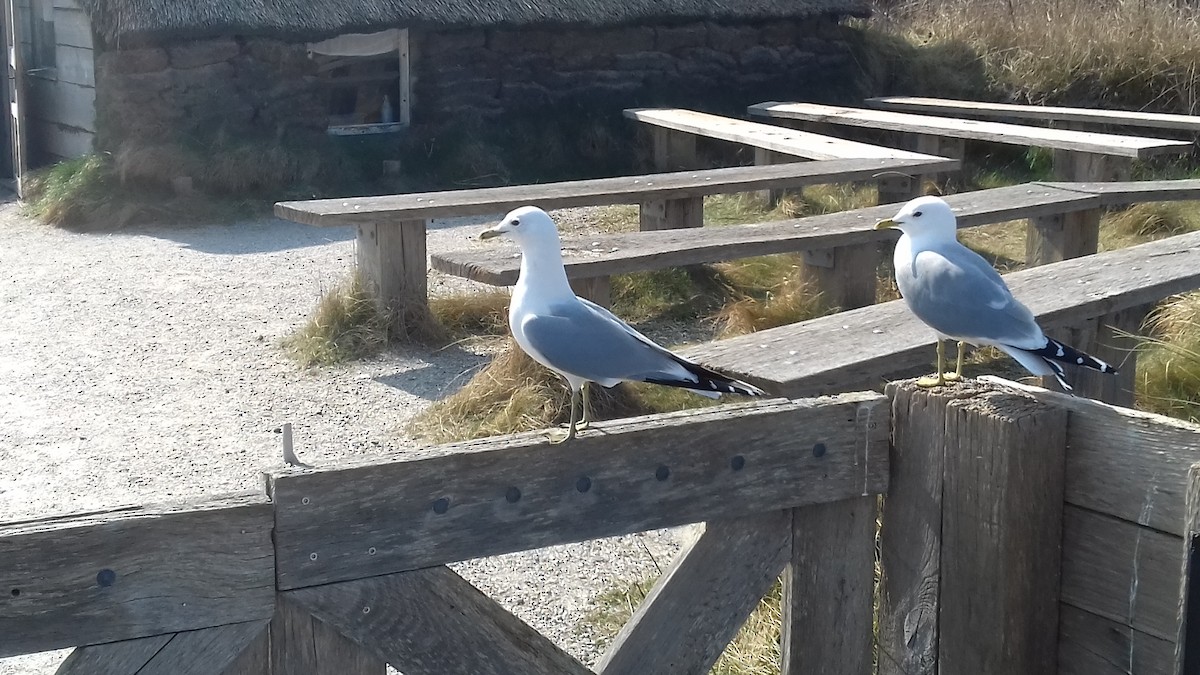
[582,576,783,675]
[283,275,392,367]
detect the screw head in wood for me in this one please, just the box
[432,497,450,514]
[309,552,318,561]
[301,497,310,505]
[505,487,521,503]
[813,442,827,458]
[367,547,377,556]
[96,569,116,587]
[730,455,746,471]
[576,476,592,493]
[362,606,371,614]
[10,588,20,597]
[655,465,670,481]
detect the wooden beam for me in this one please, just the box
[1036,179,1200,207]
[781,496,876,675]
[1058,604,1175,675]
[0,493,274,657]
[269,594,385,675]
[1061,505,1182,642]
[56,621,270,675]
[936,382,1067,674]
[274,158,961,226]
[288,566,591,675]
[597,510,791,675]
[355,220,431,330]
[267,395,889,589]
[866,96,1200,134]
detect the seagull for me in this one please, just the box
[480,206,766,443]
[875,195,1115,391]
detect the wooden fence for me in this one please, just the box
[4,379,1200,674]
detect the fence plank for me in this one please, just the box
[877,382,953,675]
[268,395,889,589]
[1058,605,1174,675]
[981,376,1200,537]
[937,384,1068,674]
[270,594,385,675]
[56,634,174,675]
[597,510,791,675]
[781,496,877,675]
[137,621,270,675]
[0,493,275,657]
[1061,505,1182,642]
[288,566,591,675]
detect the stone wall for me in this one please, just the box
[93,17,857,152]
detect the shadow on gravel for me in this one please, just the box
[373,348,491,401]
[141,219,354,255]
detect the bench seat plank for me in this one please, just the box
[866,96,1200,133]
[749,102,1193,159]
[1037,179,1200,206]
[623,108,940,161]
[274,157,959,227]
[431,184,1099,286]
[681,229,1200,397]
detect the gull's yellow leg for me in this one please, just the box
[917,340,947,387]
[943,341,966,382]
[549,388,580,444]
[577,382,592,431]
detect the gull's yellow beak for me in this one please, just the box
[874,218,898,230]
[479,228,502,240]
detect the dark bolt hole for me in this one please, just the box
[655,465,670,481]
[730,455,746,471]
[432,497,450,514]
[505,487,521,503]
[813,442,827,458]
[576,476,592,493]
[10,589,19,597]
[96,569,117,587]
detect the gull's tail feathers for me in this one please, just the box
[644,357,768,398]
[1003,337,1116,392]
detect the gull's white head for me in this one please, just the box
[874,195,958,241]
[480,205,560,248]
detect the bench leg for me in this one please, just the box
[569,276,611,308]
[356,219,432,333]
[639,196,703,231]
[1051,304,1149,406]
[651,128,698,172]
[876,175,921,206]
[799,245,881,311]
[754,147,799,207]
[1054,150,1132,183]
[913,134,964,192]
[1026,209,1100,266]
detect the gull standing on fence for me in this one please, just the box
[479,206,766,443]
[875,195,1116,391]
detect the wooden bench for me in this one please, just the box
[623,107,955,204]
[432,179,1200,311]
[681,226,1200,407]
[865,96,1200,135]
[274,156,958,321]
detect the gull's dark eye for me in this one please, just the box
[913,210,923,217]
[510,218,520,226]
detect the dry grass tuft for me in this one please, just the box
[1137,293,1200,422]
[583,577,782,674]
[283,275,392,367]
[1104,202,1200,240]
[714,270,832,338]
[429,290,512,337]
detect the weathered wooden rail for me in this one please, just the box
[5,379,1200,674]
[865,96,1200,135]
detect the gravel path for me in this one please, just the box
[0,201,686,673]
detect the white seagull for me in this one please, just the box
[875,195,1115,391]
[480,206,766,443]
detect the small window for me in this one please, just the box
[308,29,410,135]
[28,0,56,74]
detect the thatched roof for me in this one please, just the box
[78,0,870,46]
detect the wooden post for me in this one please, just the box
[877,174,921,206]
[781,496,877,675]
[799,244,881,310]
[1176,464,1200,674]
[355,219,433,334]
[650,127,697,172]
[754,147,796,207]
[269,595,385,675]
[1069,303,1150,407]
[913,134,964,192]
[638,196,703,231]
[569,276,611,308]
[1026,209,1101,266]
[879,380,1069,675]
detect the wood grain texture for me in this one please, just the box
[937,385,1068,675]
[684,229,1200,398]
[55,634,173,675]
[222,625,270,675]
[978,376,1200,537]
[782,496,877,675]
[866,96,1200,133]
[288,566,591,675]
[877,382,953,675]
[274,157,960,226]
[1057,604,1175,675]
[269,594,385,675]
[0,493,274,657]
[355,220,427,316]
[626,107,941,161]
[749,102,1192,158]
[433,183,1095,286]
[134,621,270,675]
[1026,208,1100,265]
[267,395,889,589]
[1061,505,1182,642]
[597,511,791,675]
